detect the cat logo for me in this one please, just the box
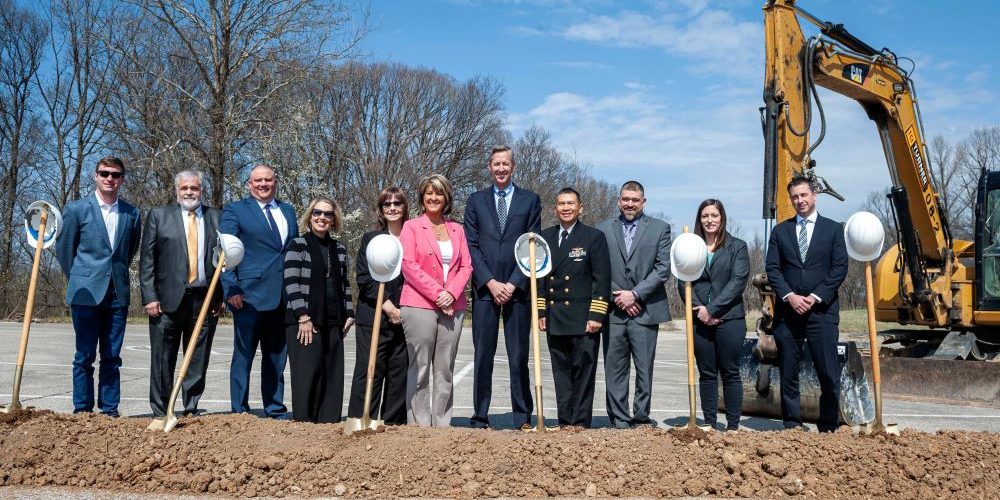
[842,63,870,85]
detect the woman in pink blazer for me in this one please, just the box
[399,174,473,427]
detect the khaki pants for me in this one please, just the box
[401,306,464,427]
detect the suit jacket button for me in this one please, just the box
[564,288,569,293]
[549,288,553,293]
[564,301,569,305]
[433,265,438,270]
[564,275,570,280]
[550,300,555,305]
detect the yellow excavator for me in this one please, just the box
[755,0,999,405]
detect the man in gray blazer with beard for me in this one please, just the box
[597,180,672,428]
[140,170,224,418]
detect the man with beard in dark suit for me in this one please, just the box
[140,170,224,418]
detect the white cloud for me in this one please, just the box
[560,8,762,79]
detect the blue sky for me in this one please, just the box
[363,0,999,233]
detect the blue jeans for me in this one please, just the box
[70,287,128,415]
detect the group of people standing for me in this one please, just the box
[54,148,846,432]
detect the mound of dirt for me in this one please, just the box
[1,410,998,498]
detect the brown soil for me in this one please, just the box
[1,410,998,499]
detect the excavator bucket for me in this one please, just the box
[864,356,1000,406]
[725,338,875,426]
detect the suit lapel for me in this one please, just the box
[611,218,628,262]
[420,215,443,266]
[485,189,502,237]
[203,207,219,266]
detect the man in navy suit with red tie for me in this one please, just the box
[464,145,542,429]
[765,176,848,432]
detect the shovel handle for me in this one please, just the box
[361,283,385,422]
[9,206,48,406]
[529,237,544,431]
[164,252,226,420]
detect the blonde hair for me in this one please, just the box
[298,197,344,234]
[417,174,454,216]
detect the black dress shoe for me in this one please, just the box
[470,421,490,429]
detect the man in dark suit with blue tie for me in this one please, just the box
[464,145,542,429]
[765,176,848,432]
[220,164,298,418]
[56,156,142,417]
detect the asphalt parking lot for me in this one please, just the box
[1,321,998,433]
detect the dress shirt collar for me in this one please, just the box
[796,211,818,225]
[559,221,578,235]
[493,183,514,197]
[94,191,118,209]
[619,213,642,227]
[256,198,277,210]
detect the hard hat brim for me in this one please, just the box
[367,234,404,283]
[514,232,552,278]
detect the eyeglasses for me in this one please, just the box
[97,170,123,179]
[311,209,336,218]
[381,201,404,208]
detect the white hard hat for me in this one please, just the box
[844,211,885,262]
[214,233,245,271]
[24,201,62,249]
[670,232,708,282]
[514,232,552,278]
[366,233,403,282]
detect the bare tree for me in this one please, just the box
[0,0,47,274]
[115,0,368,206]
[36,0,120,206]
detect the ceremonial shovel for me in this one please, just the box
[670,228,712,432]
[147,253,226,432]
[149,232,242,432]
[2,201,62,414]
[344,282,386,435]
[845,212,899,436]
[344,233,402,435]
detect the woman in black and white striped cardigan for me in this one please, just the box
[283,197,355,423]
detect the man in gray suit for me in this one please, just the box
[140,170,224,418]
[597,180,672,428]
[56,156,142,417]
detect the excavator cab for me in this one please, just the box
[975,169,1000,310]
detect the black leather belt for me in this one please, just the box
[184,286,209,295]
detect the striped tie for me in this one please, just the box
[798,218,809,262]
[497,190,508,233]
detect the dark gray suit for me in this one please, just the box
[139,204,222,417]
[597,214,671,427]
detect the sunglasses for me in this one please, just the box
[97,170,123,179]
[381,201,404,208]
[311,209,336,218]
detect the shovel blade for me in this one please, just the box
[860,421,900,436]
[162,415,179,433]
[0,401,23,413]
[344,417,385,435]
[147,418,166,431]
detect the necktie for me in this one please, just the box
[624,222,636,254]
[186,210,198,284]
[497,190,508,233]
[798,218,809,262]
[560,229,568,248]
[265,204,282,246]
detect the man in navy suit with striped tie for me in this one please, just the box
[220,164,298,418]
[765,176,848,432]
[464,145,542,429]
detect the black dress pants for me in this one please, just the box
[286,323,344,423]
[148,289,218,417]
[347,322,408,424]
[547,333,599,427]
[773,319,841,432]
[693,318,746,430]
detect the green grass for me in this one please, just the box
[744,309,926,335]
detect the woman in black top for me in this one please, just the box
[681,199,750,431]
[347,187,409,425]
[283,197,355,423]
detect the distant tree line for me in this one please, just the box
[0,0,618,318]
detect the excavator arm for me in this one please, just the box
[761,0,964,330]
